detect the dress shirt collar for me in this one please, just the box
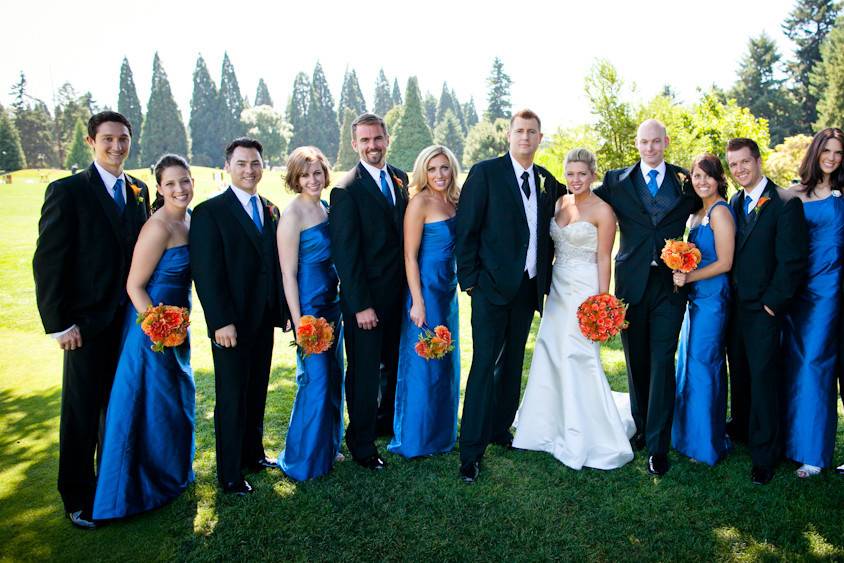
[360,159,392,188]
[743,176,769,205]
[640,161,666,185]
[93,160,126,192]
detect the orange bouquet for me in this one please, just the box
[415,324,455,360]
[576,293,629,343]
[293,315,334,358]
[137,304,190,352]
[661,239,702,292]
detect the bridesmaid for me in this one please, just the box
[93,155,195,519]
[388,145,461,458]
[782,127,844,478]
[277,146,344,481]
[671,154,735,466]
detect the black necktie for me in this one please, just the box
[520,171,530,199]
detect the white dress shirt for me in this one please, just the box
[230,185,264,227]
[742,177,769,213]
[510,154,538,279]
[640,161,667,190]
[360,160,395,205]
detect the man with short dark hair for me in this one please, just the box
[190,137,287,494]
[725,137,808,485]
[329,112,408,471]
[33,110,150,529]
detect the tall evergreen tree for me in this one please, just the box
[730,33,796,143]
[0,105,26,171]
[255,78,273,107]
[423,92,437,128]
[140,53,188,166]
[433,109,465,163]
[242,105,291,166]
[338,68,367,121]
[812,15,844,128]
[436,83,456,126]
[307,62,339,160]
[64,118,91,169]
[117,57,144,167]
[463,97,479,129]
[286,72,311,150]
[485,57,512,122]
[782,0,841,133]
[451,88,467,134]
[463,118,510,168]
[373,69,394,116]
[9,72,26,113]
[15,102,58,168]
[219,52,245,145]
[335,107,359,171]
[53,83,92,166]
[390,76,433,171]
[391,78,403,106]
[189,55,221,166]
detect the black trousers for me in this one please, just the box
[342,299,401,461]
[726,305,782,468]
[459,273,537,465]
[620,268,686,455]
[211,319,274,485]
[57,314,122,513]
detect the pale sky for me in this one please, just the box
[2,0,797,134]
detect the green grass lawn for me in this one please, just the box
[0,167,842,561]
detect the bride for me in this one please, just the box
[513,148,635,470]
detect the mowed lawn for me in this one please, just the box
[0,167,842,562]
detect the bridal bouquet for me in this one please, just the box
[415,324,455,360]
[661,239,702,291]
[137,304,190,352]
[577,293,629,343]
[293,315,334,358]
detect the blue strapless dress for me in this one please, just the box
[93,245,195,519]
[389,218,460,458]
[672,202,733,465]
[782,194,844,468]
[280,221,345,481]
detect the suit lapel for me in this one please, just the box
[357,163,403,233]
[223,187,263,254]
[657,165,687,220]
[617,163,651,222]
[502,154,529,229]
[738,183,774,250]
[86,164,125,242]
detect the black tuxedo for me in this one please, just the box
[594,162,698,455]
[329,162,408,461]
[190,187,286,485]
[456,153,562,465]
[33,163,150,513]
[727,180,808,469]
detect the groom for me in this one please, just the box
[456,109,562,483]
[594,119,698,476]
[33,111,150,528]
[190,138,287,495]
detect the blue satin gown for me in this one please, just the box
[672,201,733,465]
[93,245,195,519]
[280,220,345,481]
[389,217,460,458]
[782,194,844,468]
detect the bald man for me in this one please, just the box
[593,119,700,476]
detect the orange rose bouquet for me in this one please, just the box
[577,293,629,343]
[660,239,702,291]
[415,324,455,360]
[137,304,190,352]
[293,315,334,358]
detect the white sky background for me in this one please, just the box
[2,0,796,135]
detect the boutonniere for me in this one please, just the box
[391,175,405,191]
[676,171,688,189]
[701,215,710,227]
[832,190,842,198]
[129,182,143,204]
[537,171,547,196]
[266,202,280,223]
[753,196,770,214]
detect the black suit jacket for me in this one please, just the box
[594,162,698,305]
[329,162,409,315]
[729,179,808,313]
[33,163,150,337]
[455,153,562,313]
[190,187,286,338]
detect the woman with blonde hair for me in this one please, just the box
[388,145,461,458]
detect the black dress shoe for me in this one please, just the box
[491,435,514,449]
[630,433,646,451]
[726,419,747,444]
[246,457,278,473]
[67,510,96,530]
[835,464,844,475]
[460,461,480,484]
[751,466,774,485]
[222,479,253,495]
[647,454,669,476]
[356,455,387,471]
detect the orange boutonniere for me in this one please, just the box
[129,182,143,204]
[267,202,280,223]
[753,196,770,214]
[392,175,404,190]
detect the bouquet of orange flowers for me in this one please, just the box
[576,293,629,343]
[415,324,455,360]
[137,304,190,352]
[293,315,334,358]
[660,239,702,292]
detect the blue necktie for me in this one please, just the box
[113,178,126,212]
[646,170,659,197]
[745,195,754,215]
[249,195,262,231]
[379,170,394,206]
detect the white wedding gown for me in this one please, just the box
[513,220,635,470]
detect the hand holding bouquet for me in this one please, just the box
[660,239,702,292]
[293,315,334,358]
[576,293,629,343]
[415,324,455,360]
[137,304,190,352]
